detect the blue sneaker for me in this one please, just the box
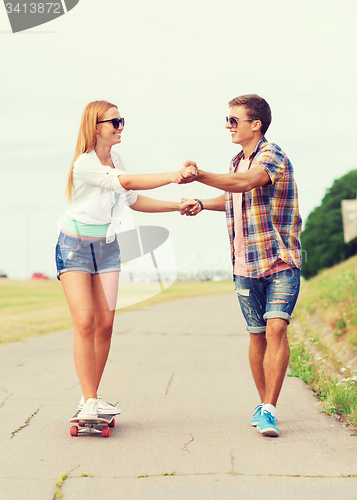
[257,410,280,437]
[251,404,263,427]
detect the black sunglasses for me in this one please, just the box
[225,116,258,128]
[97,118,125,129]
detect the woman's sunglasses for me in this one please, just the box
[97,118,125,129]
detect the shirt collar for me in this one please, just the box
[232,136,267,169]
[248,136,267,160]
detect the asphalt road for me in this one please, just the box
[0,293,356,499]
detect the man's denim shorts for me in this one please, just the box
[55,231,121,280]
[234,268,300,333]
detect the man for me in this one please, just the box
[180,94,302,437]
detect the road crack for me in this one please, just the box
[0,387,12,408]
[11,408,39,439]
[182,434,194,452]
[165,372,175,396]
[230,449,235,474]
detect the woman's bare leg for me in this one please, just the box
[60,272,97,401]
[92,272,119,391]
[60,271,119,402]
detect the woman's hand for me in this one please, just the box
[175,163,198,184]
[180,198,202,216]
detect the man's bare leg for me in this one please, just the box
[248,332,267,403]
[263,318,290,407]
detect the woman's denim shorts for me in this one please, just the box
[55,231,121,280]
[234,267,300,333]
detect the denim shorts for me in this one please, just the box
[234,268,300,333]
[55,231,121,280]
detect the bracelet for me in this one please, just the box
[194,199,204,212]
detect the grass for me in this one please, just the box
[288,337,357,428]
[295,254,357,350]
[0,278,233,346]
[53,472,69,499]
[288,254,357,428]
[162,470,177,476]
[138,470,177,478]
[0,279,72,345]
[11,409,39,438]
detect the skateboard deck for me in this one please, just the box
[69,411,116,437]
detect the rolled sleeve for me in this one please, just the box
[252,146,285,185]
[125,190,138,206]
[74,158,128,192]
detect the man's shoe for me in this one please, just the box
[77,398,98,419]
[257,410,280,437]
[251,404,263,427]
[78,395,121,415]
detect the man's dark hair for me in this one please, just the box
[228,94,272,135]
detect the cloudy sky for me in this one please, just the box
[1,0,356,279]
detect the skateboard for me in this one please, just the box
[69,411,116,438]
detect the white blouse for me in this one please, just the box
[64,149,138,242]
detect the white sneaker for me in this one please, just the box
[77,398,98,419]
[78,395,121,415]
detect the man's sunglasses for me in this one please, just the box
[97,118,125,129]
[225,116,258,128]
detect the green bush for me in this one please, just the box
[301,170,357,279]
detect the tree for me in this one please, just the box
[301,170,357,279]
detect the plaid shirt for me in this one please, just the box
[225,137,302,277]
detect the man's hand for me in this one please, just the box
[175,165,198,184]
[180,198,202,216]
[176,162,198,184]
[183,161,197,170]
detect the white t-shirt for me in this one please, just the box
[232,158,250,276]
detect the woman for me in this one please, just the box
[56,100,196,419]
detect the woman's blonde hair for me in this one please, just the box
[66,100,118,201]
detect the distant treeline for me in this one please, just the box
[301,169,357,279]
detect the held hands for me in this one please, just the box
[180,198,202,216]
[174,160,201,215]
[175,161,198,184]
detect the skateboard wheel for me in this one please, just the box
[102,427,110,438]
[109,418,115,428]
[70,426,78,437]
